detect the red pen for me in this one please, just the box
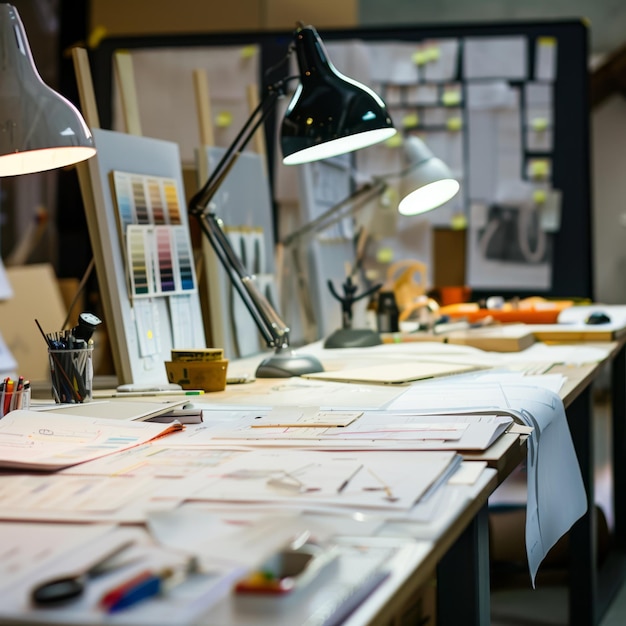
[3,378,13,415]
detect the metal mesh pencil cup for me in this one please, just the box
[48,346,93,403]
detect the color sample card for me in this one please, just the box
[146,177,167,225]
[162,179,182,224]
[112,171,198,300]
[173,226,195,291]
[112,171,184,229]
[126,226,154,297]
[131,176,151,223]
[154,226,176,293]
[126,225,197,299]
[111,171,135,232]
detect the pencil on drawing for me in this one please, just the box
[337,464,364,493]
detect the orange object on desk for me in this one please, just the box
[439,298,574,324]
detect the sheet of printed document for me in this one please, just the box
[248,406,363,427]
[0,409,183,470]
[188,448,462,512]
[221,410,514,451]
[386,379,586,586]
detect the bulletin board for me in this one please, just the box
[89,19,592,319]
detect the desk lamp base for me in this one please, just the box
[323,328,382,349]
[255,346,324,378]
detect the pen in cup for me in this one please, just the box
[0,376,31,417]
[36,318,94,403]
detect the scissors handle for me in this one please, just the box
[31,539,135,606]
[31,575,86,605]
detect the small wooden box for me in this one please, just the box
[165,359,229,392]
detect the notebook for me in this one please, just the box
[40,399,188,421]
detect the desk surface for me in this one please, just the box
[1,336,620,626]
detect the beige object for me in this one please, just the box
[0,264,67,382]
[385,259,428,311]
[446,324,536,352]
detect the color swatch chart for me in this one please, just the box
[111,171,196,299]
[112,171,182,229]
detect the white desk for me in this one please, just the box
[0,336,618,626]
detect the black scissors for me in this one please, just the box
[31,540,135,606]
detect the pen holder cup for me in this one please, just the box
[48,346,94,403]
[0,386,31,417]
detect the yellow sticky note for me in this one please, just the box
[446,117,462,131]
[533,189,547,204]
[412,50,428,66]
[88,25,108,49]
[402,113,419,128]
[240,45,256,59]
[450,214,467,230]
[377,247,395,264]
[530,160,549,179]
[380,187,399,208]
[385,133,403,148]
[538,36,557,47]
[215,111,233,128]
[425,46,440,62]
[532,117,549,131]
[442,90,461,106]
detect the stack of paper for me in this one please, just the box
[0,410,183,471]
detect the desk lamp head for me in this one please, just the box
[281,23,396,165]
[0,3,96,176]
[397,136,460,216]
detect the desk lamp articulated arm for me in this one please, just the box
[188,76,324,377]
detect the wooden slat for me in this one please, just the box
[192,69,215,147]
[113,50,143,136]
[71,47,100,129]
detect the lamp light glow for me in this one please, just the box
[396,136,459,215]
[0,4,96,177]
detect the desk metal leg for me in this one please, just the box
[568,386,598,626]
[437,504,490,626]
[612,343,626,548]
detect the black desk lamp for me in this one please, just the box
[188,23,396,378]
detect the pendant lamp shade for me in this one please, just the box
[281,25,396,165]
[397,136,460,216]
[0,4,96,176]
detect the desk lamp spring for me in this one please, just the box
[188,22,396,378]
